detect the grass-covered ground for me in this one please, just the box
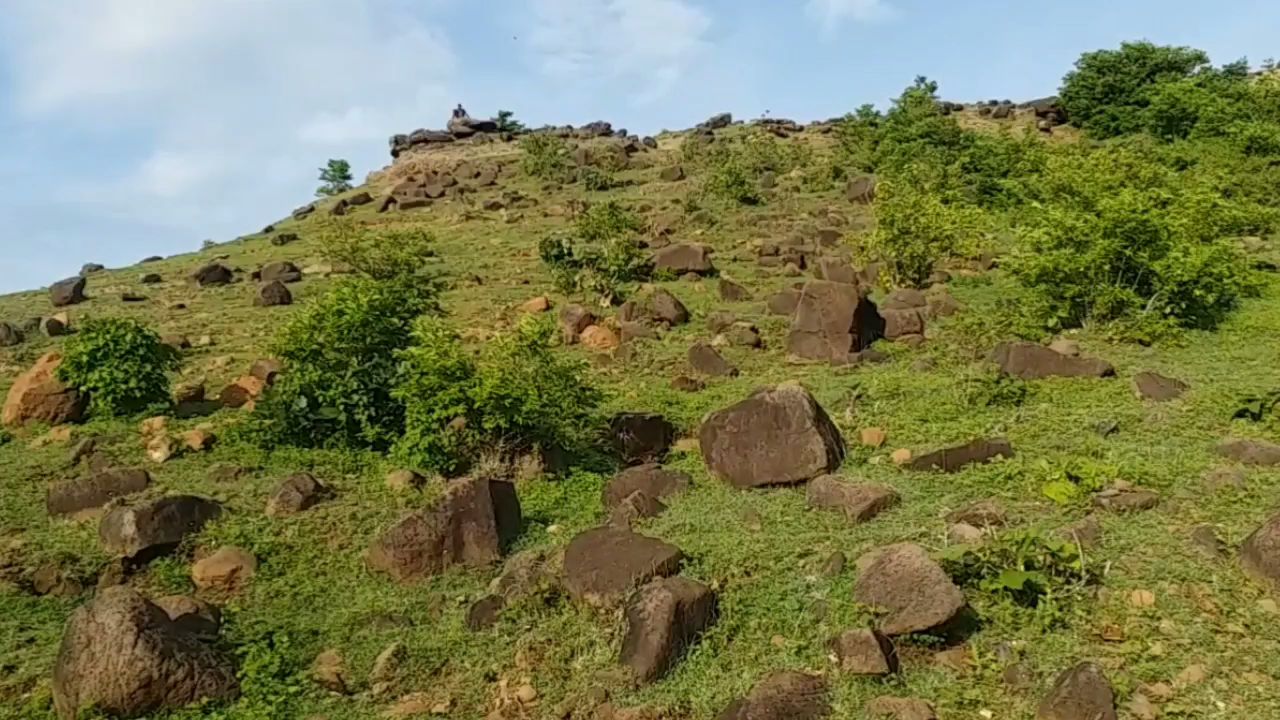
[4,116,1280,720]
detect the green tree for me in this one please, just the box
[1060,41,1211,137]
[495,109,526,133]
[316,159,354,197]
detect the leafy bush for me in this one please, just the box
[318,220,442,287]
[703,154,761,205]
[698,130,809,205]
[540,201,649,302]
[243,277,435,450]
[1060,41,1212,138]
[578,166,618,192]
[58,317,180,417]
[316,159,354,197]
[394,316,601,475]
[866,162,984,287]
[939,530,1096,620]
[495,109,526,134]
[1006,143,1263,330]
[520,134,573,182]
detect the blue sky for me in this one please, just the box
[1,0,1276,294]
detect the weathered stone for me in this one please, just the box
[50,277,88,307]
[946,500,1007,528]
[254,280,292,307]
[813,257,858,285]
[0,321,22,347]
[806,476,899,522]
[52,587,238,720]
[265,473,329,517]
[787,281,884,363]
[991,342,1115,380]
[1091,487,1159,513]
[191,547,256,594]
[654,244,715,276]
[717,671,830,720]
[910,438,1014,473]
[465,594,505,630]
[719,278,751,301]
[559,304,596,343]
[219,375,265,409]
[1036,662,1117,720]
[830,629,898,675]
[610,413,675,465]
[562,527,683,607]
[603,465,691,511]
[688,341,739,377]
[259,261,302,284]
[853,543,967,636]
[621,576,717,684]
[47,469,151,517]
[621,287,689,326]
[766,287,802,316]
[701,383,844,489]
[659,166,686,182]
[153,595,221,638]
[191,263,233,287]
[99,496,223,561]
[249,358,284,386]
[366,478,521,582]
[1217,438,1280,466]
[581,325,620,351]
[1241,512,1280,587]
[846,175,877,204]
[2,352,87,428]
[866,697,937,720]
[882,308,926,341]
[608,491,670,527]
[1133,372,1187,401]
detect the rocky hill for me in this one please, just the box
[3,66,1280,720]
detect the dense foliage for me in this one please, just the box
[58,317,179,417]
[539,201,649,303]
[1060,42,1212,138]
[318,220,442,286]
[520,134,573,182]
[315,159,354,197]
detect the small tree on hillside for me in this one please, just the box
[495,110,526,133]
[316,159,354,197]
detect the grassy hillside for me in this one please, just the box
[4,68,1280,720]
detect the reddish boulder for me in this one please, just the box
[1036,662,1117,720]
[806,476,899,522]
[853,543,967,636]
[717,671,830,720]
[2,352,87,428]
[787,281,884,363]
[991,342,1115,380]
[562,527,683,607]
[620,576,717,683]
[603,465,691,510]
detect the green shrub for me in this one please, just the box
[495,109,525,134]
[866,162,984,287]
[698,130,809,205]
[1006,143,1262,330]
[834,104,883,173]
[578,166,618,192]
[520,134,573,182]
[58,317,180,417]
[938,530,1096,623]
[540,201,649,302]
[318,220,442,287]
[1060,41,1211,138]
[394,316,601,475]
[316,158,354,197]
[243,277,435,450]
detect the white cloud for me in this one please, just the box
[2,0,456,234]
[529,0,712,105]
[805,0,894,30]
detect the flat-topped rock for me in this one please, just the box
[991,342,1114,380]
[562,527,683,607]
[910,438,1014,473]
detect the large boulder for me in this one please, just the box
[0,321,22,347]
[1241,512,1280,587]
[853,543,967,636]
[2,352,88,428]
[700,383,845,489]
[52,587,238,720]
[47,469,151,517]
[1036,662,1117,720]
[562,527,683,607]
[806,476,899,523]
[254,281,292,307]
[717,671,830,720]
[609,413,675,465]
[259,261,302,284]
[620,576,718,684]
[265,473,329,517]
[1216,438,1280,466]
[50,277,88,307]
[653,244,716,276]
[991,342,1115,380]
[830,628,898,675]
[787,281,884,363]
[603,465,691,510]
[366,477,521,582]
[620,287,689,326]
[909,438,1014,473]
[190,263,234,287]
[98,496,224,561]
[688,341,739,378]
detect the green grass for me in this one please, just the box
[3,127,1280,719]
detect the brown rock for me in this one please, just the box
[659,166,686,182]
[946,499,1007,528]
[580,325,620,351]
[609,414,676,465]
[608,491,670,527]
[47,468,151,517]
[191,263,234,287]
[786,281,883,363]
[367,477,521,582]
[719,278,751,301]
[688,341,738,377]
[717,671,830,720]
[153,595,221,638]
[1241,512,1280,587]
[1091,487,1159,513]
[50,277,88,307]
[866,697,937,720]
[653,244,715,276]
[1133,372,1187,401]
[700,383,845,489]
[846,175,877,204]
[1217,438,1280,466]
[766,287,802,316]
[671,375,704,393]
[249,358,284,386]
[813,257,858,285]
[909,438,1014,473]
[621,287,689,326]
[182,429,216,452]
[254,280,292,307]
[604,464,691,510]
[52,587,238,719]
[2,352,87,428]
[265,473,330,517]
[465,594,505,630]
[312,649,350,694]
[562,527,683,607]
[830,629,898,675]
[385,469,426,493]
[219,375,266,409]
[621,576,717,683]
[560,304,597,342]
[99,496,223,561]
[860,428,887,448]
[191,546,256,593]
[521,296,552,313]
[853,543,967,636]
[259,261,302,284]
[991,342,1115,380]
[806,476,899,522]
[1036,662,1117,720]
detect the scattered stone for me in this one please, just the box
[910,437,1014,473]
[846,175,877,204]
[1060,515,1103,549]
[46,469,151,517]
[312,649,350,694]
[254,280,292,307]
[259,261,302,284]
[806,476,899,522]
[1204,466,1247,491]
[191,546,257,594]
[653,244,715,276]
[866,697,938,720]
[830,629,898,676]
[465,594,505,630]
[853,543,967,636]
[520,296,551,314]
[1133,372,1188,401]
[620,321,657,343]
[717,671,830,720]
[621,287,689,326]
[948,522,984,544]
[1217,438,1280,466]
[145,435,174,464]
[609,413,675,465]
[99,496,223,561]
[0,321,22,347]
[1241,512,1280,587]
[821,551,847,577]
[1047,338,1081,357]
[991,342,1115,380]
[860,428,887,448]
[621,576,718,684]
[2,352,87,428]
[609,491,669,527]
[722,323,762,348]
[659,166,686,182]
[671,375,705,393]
[603,465,691,512]
[265,473,330,517]
[52,587,237,720]
[1191,525,1227,558]
[50,277,88,307]
[30,563,84,597]
[688,342,738,377]
[719,278,751,302]
[766,287,802,316]
[562,527,683,607]
[1036,662,1117,720]
[42,316,69,337]
[219,375,265,409]
[787,281,884,363]
[182,429,216,453]
[191,263,234,287]
[367,477,521,582]
[813,257,858,285]
[153,595,221,638]
[580,325,620,352]
[386,469,427,493]
[1091,487,1159,513]
[560,304,596,343]
[946,500,1007,528]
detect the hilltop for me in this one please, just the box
[3,41,1280,720]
